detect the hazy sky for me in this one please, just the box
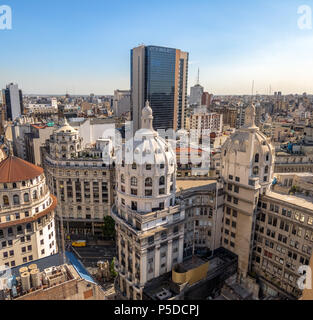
[1,0,313,95]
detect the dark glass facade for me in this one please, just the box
[145,46,176,130]
[131,45,188,131]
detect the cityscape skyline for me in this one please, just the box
[2,0,313,95]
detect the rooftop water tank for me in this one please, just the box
[21,272,31,292]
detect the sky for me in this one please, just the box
[1,0,313,95]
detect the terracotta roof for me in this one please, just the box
[0,156,44,183]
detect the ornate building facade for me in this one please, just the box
[42,119,114,236]
[112,102,224,300]
[0,156,57,268]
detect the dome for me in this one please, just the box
[142,100,153,118]
[55,118,77,134]
[141,101,154,130]
[221,114,275,191]
[0,156,43,183]
[116,105,176,213]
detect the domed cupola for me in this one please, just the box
[116,101,176,213]
[48,118,82,160]
[221,103,275,194]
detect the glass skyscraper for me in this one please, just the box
[131,45,188,132]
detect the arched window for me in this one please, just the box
[121,174,125,184]
[40,187,43,197]
[132,163,137,170]
[3,195,9,206]
[145,178,153,187]
[159,176,165,186]
[253,167,259,175]
[131,177,137,187]
[24,193,29,202]
[266,153,270,161]
[255,153,259,163]
[265,166,269,174]
[33,190,38,200]
[13,183,17,189]
[13,195,20,205]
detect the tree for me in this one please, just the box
[110,258,117,278]
[102,216,115,239]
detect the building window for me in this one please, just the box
[131,202,137,211]
[146,164,152,170]
[159,188,165,195]
[145,178,153,187]
[159,176,165,186]
[255,154,259,163]
[131,189,137,196]
[145,189,152,197]
[3,195,9,206]
[13,195,20,205]
[253,167,259,175]
[131,177,137,187]
[120,174,125,184]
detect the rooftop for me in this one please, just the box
[0,156,44,183]
[266,191,313,212]
[176,179,217,192]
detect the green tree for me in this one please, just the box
[110,258,117,278]
[102,216,116,239]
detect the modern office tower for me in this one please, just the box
[221,104,275,280]
[0,156,58,268]
[189,84,204,107]
[112,103,185,299]
[42,118,114,236]
[3,83,24,121]
[131,45,189,132]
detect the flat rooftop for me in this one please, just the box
[266,191,313,211]
[176,179,216,192]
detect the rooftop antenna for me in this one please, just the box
[251,80,255,102]
[196,68,200,85]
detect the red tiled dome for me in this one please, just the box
[0,156,44,183]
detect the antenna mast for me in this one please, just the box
[197,68,200,85]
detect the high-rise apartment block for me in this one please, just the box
[2,83,24,121]
[131,45,188,132]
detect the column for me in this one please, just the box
[140,250,147,286]
[154,245,161,277]
[167,239,173,272]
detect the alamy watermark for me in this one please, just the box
[298,5,312,30]
[0,5,12,30]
